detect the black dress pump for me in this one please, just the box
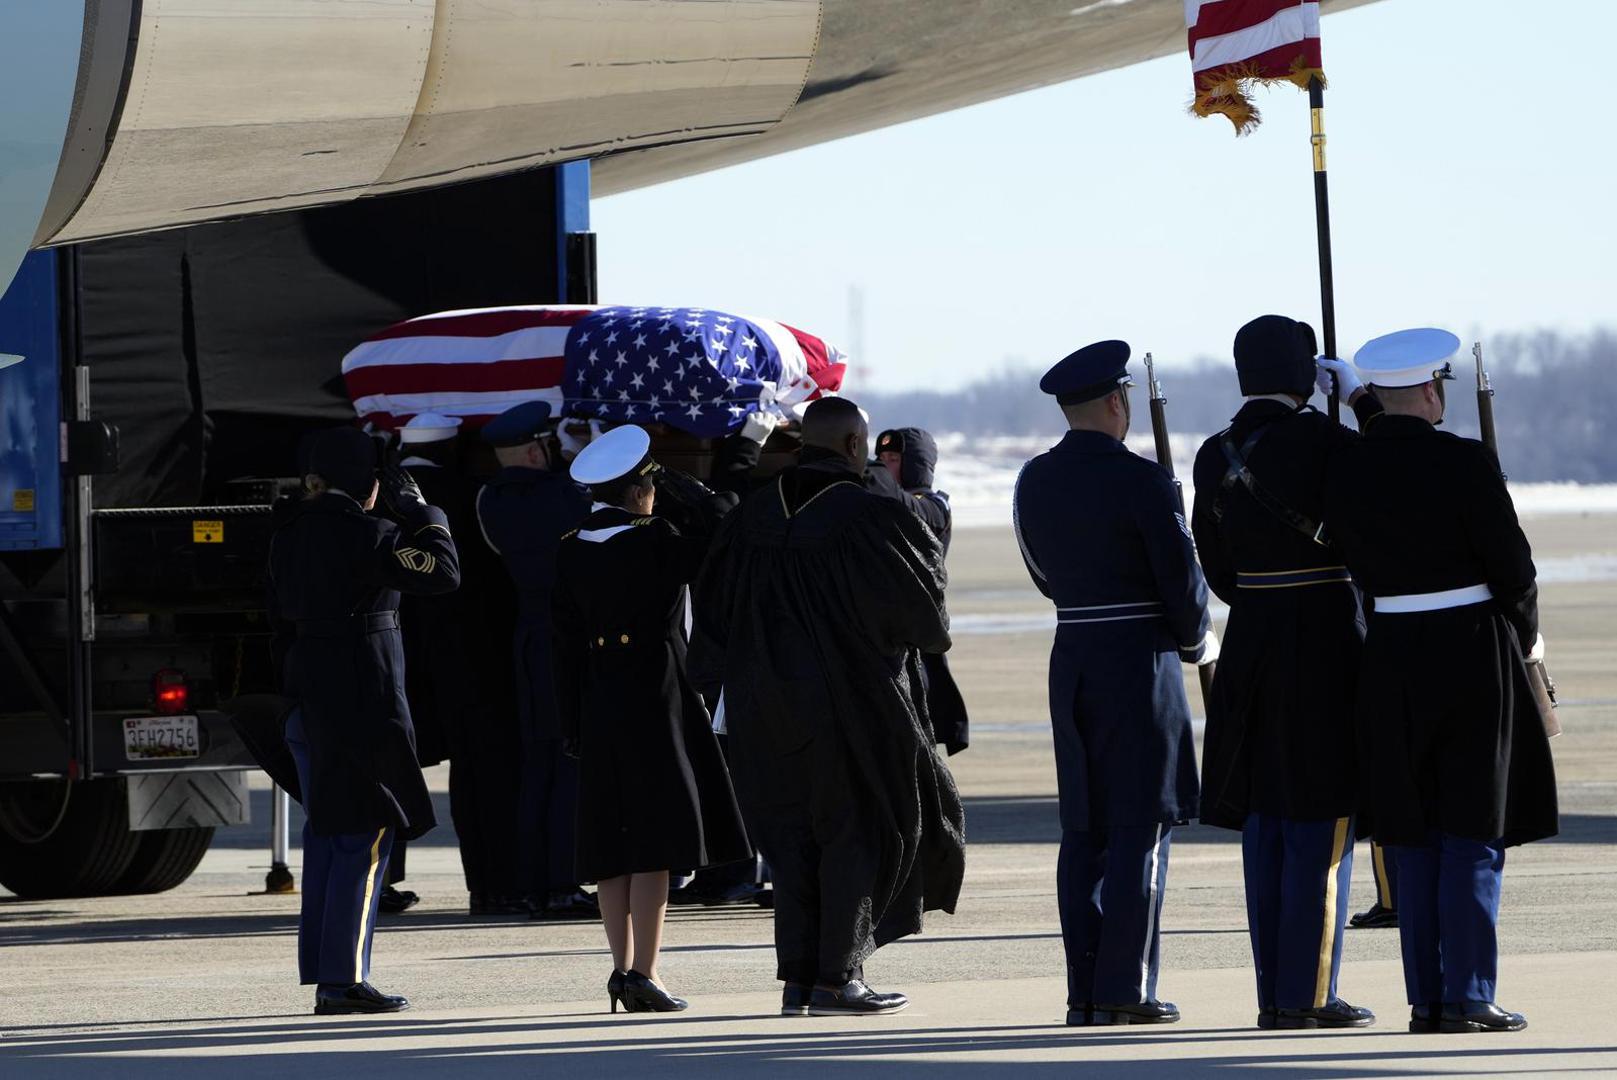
[623,970,688,1012]
[608,970,632,1013]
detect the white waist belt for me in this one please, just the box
[1375,584,1493,614]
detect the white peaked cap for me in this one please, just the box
[570,424,654,485]
[399,412,463,444]
[1353,328,1462,388]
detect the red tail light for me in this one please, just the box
[152,668,190,715]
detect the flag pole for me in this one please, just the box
[1307,75,1341,423]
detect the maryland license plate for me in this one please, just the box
[123,715,201,761]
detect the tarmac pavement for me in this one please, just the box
[2,515,1614,1077]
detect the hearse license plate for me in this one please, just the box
[123,715,200,761]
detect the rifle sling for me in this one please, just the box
[1214,416,1329,546]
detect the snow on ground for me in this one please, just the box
[932,432,1617,531]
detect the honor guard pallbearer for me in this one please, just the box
[266,427,460,1014]
[1013,341,1215,1026]
[475,401,598,919]
[1323,328,1559,1034]
[1190,316,1380,1030]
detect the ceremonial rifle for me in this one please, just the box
[1473,342,1561,738]
[1143,353,1218,705]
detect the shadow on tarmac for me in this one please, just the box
[1,1013,1613,1078]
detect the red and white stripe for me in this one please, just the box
[342,306,595,430]
[1186,0,1321,81]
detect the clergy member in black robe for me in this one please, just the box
[696,397,965,1018]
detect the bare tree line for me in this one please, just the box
[859,329,1616,483]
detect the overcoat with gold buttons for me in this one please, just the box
[551,505,750,882]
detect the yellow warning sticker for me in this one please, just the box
[192,520,224,544]
[12,490,34,512]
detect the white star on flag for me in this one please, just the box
[662,380,675,396]
[649,396,661,409]
[685,404,703,420]
[618,390,630,402]
[605,331,619,345]
[615,352,628,367]
[663,340,680,357]
[741,335,758,350]
[588,349,599,365]
[630,373,645,389]
[711,339,729,355]
[689,386,702,399]
[632,334,647,348]
[734,356,750,372]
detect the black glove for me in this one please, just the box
[561,737,581,760]
[379,464,428,519]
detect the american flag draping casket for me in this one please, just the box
[341,305,847,436]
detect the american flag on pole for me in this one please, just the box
[1187,1,1324,133]
[342,305,845,435]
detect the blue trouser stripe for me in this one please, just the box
[1242,813,1355,1010]
[1394,833,1505,1005]
[287,712,396,986]
[1058,825,1172,1007]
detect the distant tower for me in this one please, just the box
[847,283,872,387]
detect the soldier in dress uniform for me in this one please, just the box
[551,426,752,1013]
[266,426,460,1014]
[872,427,969,756]
[1013,341,1216,1026]
[1190,315,1380,1030]
[475,401,597,919]
[1323,328,1558,1034]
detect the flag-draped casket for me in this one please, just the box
[342,305,847,435]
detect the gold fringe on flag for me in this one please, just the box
[1192,58,1325,135]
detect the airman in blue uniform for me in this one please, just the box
[1013,341,1214,1026]
[474,401,595,918]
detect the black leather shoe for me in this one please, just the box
[536,889,600,920]
[703,882,766,906]
[1276,1000,1375,1029]
[623,970,688,1013]
[781,984,812,1017]
[1065,1004,1094,1026]
[1409,1003,1442,1033]
[314,982,408,1015]
[808,980,909,1016]
[1256,1006,1279,1030]
[755,887,775,909]
[470,894,530,916]
[1350,903,1398,929]
[1092,1001,1180,1025]
[379,886,419,914]
[1439,1002,1527,1033]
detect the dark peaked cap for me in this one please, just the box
[1040,340,1133,405]
[306,426,377,497]
[481,400,554,447]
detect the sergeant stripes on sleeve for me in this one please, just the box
[394,547,437,574]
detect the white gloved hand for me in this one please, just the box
[556,422,587,461]
[1315,355,1363,400]
[740,409,780,445]
[1180,628,1221,667]
[1527,633,1546,664]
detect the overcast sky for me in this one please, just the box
[595,0,1617,392]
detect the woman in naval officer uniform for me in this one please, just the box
[551,425,751,1014]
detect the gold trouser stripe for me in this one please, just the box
[1313,817,1351,1008]
[354,829,387,984]
[1372,842,1394,908]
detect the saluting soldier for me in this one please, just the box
[1323,328,1558,1034]
[1190,315,1380,1030]
[266,426,460,1014]
[1013,341,1216,1027]
[475,400,596,919]
[551,426,751,1013]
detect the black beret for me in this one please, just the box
[1233,315,1316,399]
[306,426,377,497]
